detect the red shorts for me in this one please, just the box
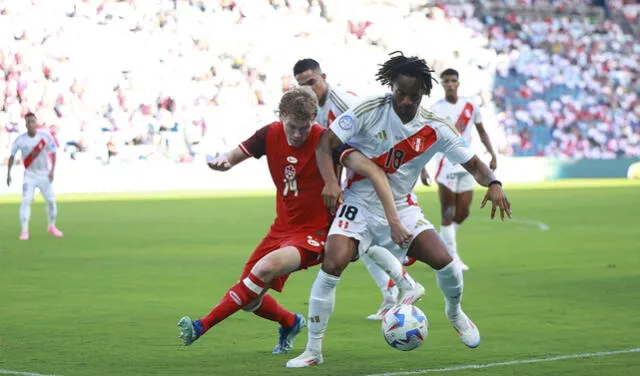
[239,230,326,292]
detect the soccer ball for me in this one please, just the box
[382,304,428,351]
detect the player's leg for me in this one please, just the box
[438,181,463,266]
[178,236,288,345]
[39,178,63,237]
[286,233,358,367]
[452,188,473,269]
[363,245,424,306]
[361,253,399,320]
[407,227,480,348]
[249,245,312,354]
[19,181,36,240]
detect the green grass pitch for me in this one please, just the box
[1,179,639,376]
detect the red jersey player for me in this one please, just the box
[176,87,409,354]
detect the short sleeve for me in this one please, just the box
[329,111,360,144]
[473,103,483,124]
[239,125,270,159]
[439,125,474,165]
[10,137,20,156]
[45,133,57,152]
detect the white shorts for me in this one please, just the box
[328,200,434,259]
[23,172,55,202]
[435,157,475,193]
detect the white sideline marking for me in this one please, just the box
[475,217,550,231]
[366,348,640,376]
[0,370,61,376]
[510,217,550,231]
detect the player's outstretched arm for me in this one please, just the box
[206,147,249,172]
[341,151,411,246]
[476,123,497,170]
[6,155,14,186]
[461,155,511,220]
[316,129,344,215]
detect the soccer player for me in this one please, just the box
[294,58,424,320]
[287,52,511,367]
[176,87,411,354]
[426,68,498,270]
[6,112,63,240]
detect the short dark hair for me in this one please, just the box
[293,58,322,76]
[24,112,36,119]
[279,86,318,121]
[376,51,437,96]
[440,68,459,79]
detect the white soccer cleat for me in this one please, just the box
[366,301,395,320]
[454,256,470,271]
[449,311,480,348]
[397,282,426,305]
[285,350,324,368]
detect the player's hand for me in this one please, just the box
[489,155,497,171]
[420,168,431,186]
[206,153,232,171]
[322,181,343,215]
[389,219,412,248]
[6,176,11,187]
[481,183,511,221]
[48,171,54,182]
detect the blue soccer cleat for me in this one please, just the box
[272,313,306,354]
[177,316,203,346]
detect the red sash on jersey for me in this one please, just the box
[327,110,336,127]
[23,139,46,169]
[455,103,474,134]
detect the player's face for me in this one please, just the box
[392,74,424,123]
[282,116,313,147]
[442,74,459,96]
[295,70,327,101]
[25,116,38,134]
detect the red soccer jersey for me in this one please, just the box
[239,121,331,233]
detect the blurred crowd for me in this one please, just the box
[0,0,638,165]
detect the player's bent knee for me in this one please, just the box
[21,198,33,206]
[321,255,350,276]
[242,296,264,312]
[454,209,470,224]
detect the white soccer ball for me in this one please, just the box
[382,304,428,351]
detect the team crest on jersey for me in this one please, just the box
[412,137,426,153]
[307,238,320,247]
[338,115,354,130]
[283,165,299,197]
[286,156,298,164]
[284,165,296,180]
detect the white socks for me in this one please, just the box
[441,223,460,258]
[20,199,31,233]
[362,253,398,302]
[306,269,341,353]
[436,260,464,318]
[365,245,417,293]
[46,199,57,227]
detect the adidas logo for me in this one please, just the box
[374,130,388,140]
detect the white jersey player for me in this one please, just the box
[288,52,511,368]
[7,113,64,240]
[427,69,498,271]
[293,58,423,320]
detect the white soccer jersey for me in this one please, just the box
[316,85,359,128]
[430,97,482,173]
[331,94,474,218]
[430,96,482,145]
[10,131,57,175]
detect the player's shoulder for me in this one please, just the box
[459,96,480,109]
[350,94,392,119]
[430,98,448,108]
[419,107,460,137]
[327,86,358,113]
